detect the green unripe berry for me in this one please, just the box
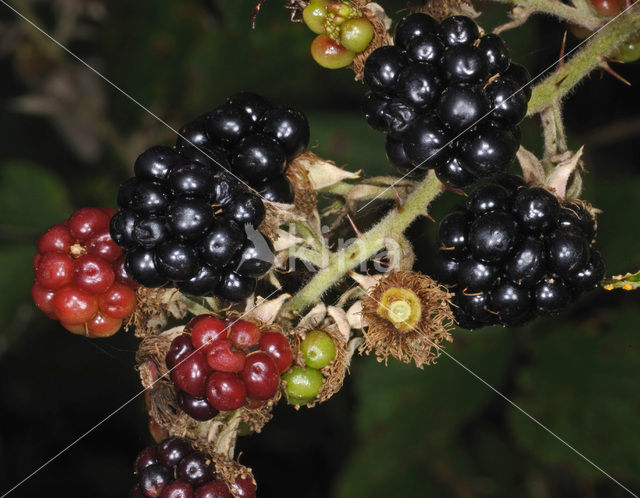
[303,0,329,35]
[310,34,355,69]
[288,395,316,405]
[340,17,374,53]
[283,366,324,403]
[300,330,337,369]
[615,34,640,63]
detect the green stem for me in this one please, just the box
[491,0,603,30]
[284,171,443,313]
[527,6,640,115]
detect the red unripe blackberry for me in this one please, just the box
[35,252,74,290]
[170,351,210,398]
[205,371,247,411]
[228,320,261,350]
[259,331,294,373]
[32,208,137,337]
[206,339,246,373]
[68,207,111,241]
[73,254,116,295]
[86,312,122,338]
[187,315,227,350]
[52,285,99,325]
[241,352,280,400]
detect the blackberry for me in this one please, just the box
[110,92,310,301]
[167,316,292,420]
[432,180,604,328]
[231,134,287,183]
[131,437,251,497]
[362,13,530,188]
[207,104,255,147]
[258,176,295,204]
[260,107,311,159]
[435,157,476,188]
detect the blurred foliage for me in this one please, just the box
[1,0,640,497]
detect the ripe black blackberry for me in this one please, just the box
[432,177,604,328]
[362,13,530,188]
[132,436,256,497]
[110,92,309,301]
[177,91,310,204]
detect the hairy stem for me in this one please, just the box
[491,0,603,30]
[284,172,443,313]
[527,6,640,115]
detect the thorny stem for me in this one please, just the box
[284,171,443,313]
[527,6,640,115]
[491,0,604,30]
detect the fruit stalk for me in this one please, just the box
[284,171,443,313]
[527,5,640,115]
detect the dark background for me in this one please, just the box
[1,1,640,496]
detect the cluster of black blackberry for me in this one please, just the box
[110,92,310,301]
[433,175,604,328]
[132,436,255,497]
[362,13,531,188]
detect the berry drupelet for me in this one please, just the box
[362,13,531,188]
[110,92,310,301]
[432,178,604,328]
[32,207,138,337]
[166,315,293,420]
[132,436,257,497]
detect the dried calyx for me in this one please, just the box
[360,270,454,367]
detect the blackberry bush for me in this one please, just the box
[16,0,640,496]
[362,13,531,188]
[433,177,604,328]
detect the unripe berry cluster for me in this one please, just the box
[166,315,293,419]
[362,13,531,188]
[283,330,336,405]
[432,176,604,328]
[110,92,310,301]
[303,0,375,69]
[132,436,256,498]
[32,207,137,337]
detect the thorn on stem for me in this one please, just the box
[554,75,569,88]
[346,214,362,238]
[442,184,468,196]
[558,31,568,70]
[392,187,404,210]
[422,212,436,222]
[600,62,632,85]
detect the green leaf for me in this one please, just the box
[336,327,513,498]
[508,308,640,481]
[0,161,71,236]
